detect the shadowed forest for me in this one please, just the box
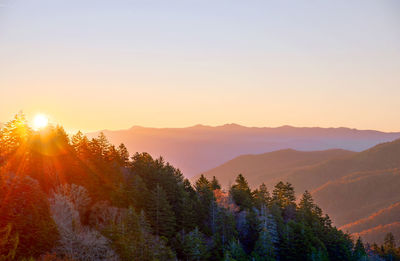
[1,113,399,261]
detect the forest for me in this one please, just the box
[0,113,399,261]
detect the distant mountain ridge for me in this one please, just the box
[199,138,400,245]
[88,124,400,177]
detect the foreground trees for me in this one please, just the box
[0,113,399,260]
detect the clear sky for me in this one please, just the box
[0,0,399,132]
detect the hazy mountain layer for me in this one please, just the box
[88,124,400,177]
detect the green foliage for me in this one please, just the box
[272,181,296,209]
[225,240,248,261]
[251,227,276,261]
[103,208,174,261]
[194,174,215,235]
[147,184,176,238]
[211,176,222,190]
[252,183,270,211]
[182,227,209,261]
[230,174,253,211]
[353,237,367,260]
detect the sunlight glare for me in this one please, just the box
[33,114,49,130]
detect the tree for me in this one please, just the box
[0,112,31,156]
[225,240,248,261]
[71,131,91,160]
[0,224,19,261]
[182,227,208,261]
[297,190,323,226]
[49,185,117,261]
[230,174,253,211]
[195,174,211,191]
[272,182,296,208]
[117,143,129,166]
[383,232,396,260]
[253,183,270,211]
[147,184,176,238]
[194,175,215,235]
[0,174,59,259]
[353,237,367,260]
[124,174,149,211]
[251,227,276,261]
[211,176,221,190]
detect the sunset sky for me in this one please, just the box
[0,0,399,132]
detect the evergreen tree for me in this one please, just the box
[124,174,149,211]
[211,176,222,190]
[383,232,396,260]
[195,174,211,191]
[225,240,248,261]
[147,184,176,238]
[251,227,276,261]
[353,237,367,260]
[253,183,270,211]
[194,174,215,235]
[117,143,130,166]
[272,181,296,208]
[183,227,209,261]
[0,175,59,259]
[230,174,253,211]
[0,112,31,156]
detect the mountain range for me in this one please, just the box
[198,138,400,245]
[89,124,400,177]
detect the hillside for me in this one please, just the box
[195,149,355,187]
[312,169,400,226]
[201,138,400,245]
[340,202,400,245]
[88,124,400,177]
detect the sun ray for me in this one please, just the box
[32,114,49,130]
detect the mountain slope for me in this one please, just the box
[340,202,400,245]
[286,139,400,193]
[354,223,400,245]
[88,124,400,177]
[195,149,355,187]
[200,138,400,244]
[312,168,400,226]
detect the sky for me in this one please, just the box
[0,0,399,132]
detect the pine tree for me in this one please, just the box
[147,184,176,238]
[251,227,276,261]
[225,240,248,261]
[383,232,396,260]
[194,174,215,235]
[183,227,208,261]
[211,176,221,190]
[230,174,253,211]
[195,174,211,191]
[353,237,367,260]
[96,132,111,159]
[253,183,271,211]
[0,175,59,259]
[0,112,31,157]
[272,182,296,208]
[298,190,317,225]
[117,143,130,166]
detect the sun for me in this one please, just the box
[33,114,49,130]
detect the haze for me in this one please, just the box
[1,0,399,132]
